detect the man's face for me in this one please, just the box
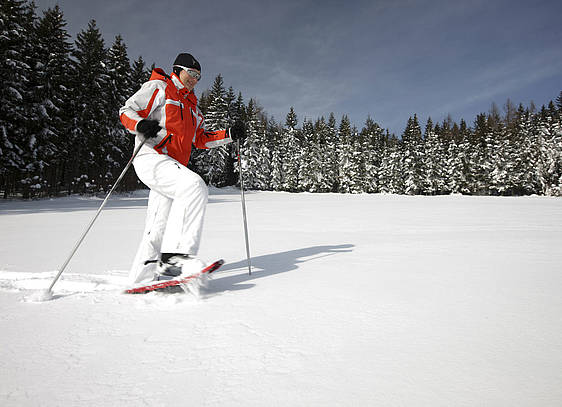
[179,68,201,91]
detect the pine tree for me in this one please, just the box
[0,0,37,197]
[350,125,365,193]
[511,105,540,195]
[70,20,111,193]
[233,92,245,122]
[130,55,149,92]
[467,113,489,194]
[240,99,270,190]
[535,105,562,195]
[14,1,41,197]
[281,107,301,191]
[503,98,518,134]
[360,116,384,193]
[319,113,338,192]
[378,137,402,194]
[423,117,447,195]
[401,114,424,195]
[106,35,136,191]
[336,115,353,193]
[299,119,323,192]
[31,5,74,196]
[224,89,244,186]
[309,117,330,193]
[269,118,284,191]
[488,109,509,195]
[447,119,470,194]
[197,74,230,187]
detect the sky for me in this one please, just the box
[33,0,562,136]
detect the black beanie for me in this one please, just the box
[173,53,201,72]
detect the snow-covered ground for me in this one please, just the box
[1,189,561,406]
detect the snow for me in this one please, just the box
[1,189,561,406]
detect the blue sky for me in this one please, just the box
[34,0,562,135]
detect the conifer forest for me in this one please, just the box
[1,0,561,199]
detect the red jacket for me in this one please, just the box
[119,68,231,166]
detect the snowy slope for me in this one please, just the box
[1,189,561,406]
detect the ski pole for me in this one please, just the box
[236,140,252,275]
[47,138,147,294]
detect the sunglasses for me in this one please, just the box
[174,65,201,81]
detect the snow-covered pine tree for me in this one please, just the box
[488,107,510,195]
[190,89,209,176]
[535,103,562,195]
[319,113,338,192]
[313,117,333,192]
[377,145,392,194]
[310,117,327,192]
[467,113,490,194]
[106,35,136,191]
[440,119,458,194]
[196,90,210,115]
[299,119,312,192]
[281,107,301,192]
[31,5,73,196]
[232,92,246,123]
[349,125,365,193]
[360,116,384,193]
[268,117,284,191]
[422,117,446,195]
[221,85,238,186]
[69,20,111,193]
[0,0,36,198]
[258,114,272,190]
[240,99,270,190]
[198,74,230,187]
[446,119,470,194]
[130,55,149,92]
[401,114,424,195]
[503,98,519,136]
[378,135,403,194]
[225,89,245,186]
[225,86,236,120]
[299,119,323,192]
[337,115,355,193]
[509,105,539,195]
[13,1,43,198]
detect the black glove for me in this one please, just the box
[136,119,161,138]
[229,120,246,141]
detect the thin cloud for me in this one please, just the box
[33,0,562,134]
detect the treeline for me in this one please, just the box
[234,99,562,196]
[201,75,562,196]
[1,0,561,199]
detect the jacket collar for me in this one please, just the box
[170,72,196,103]
[170,73,185,91]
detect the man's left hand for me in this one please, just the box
[229,120,246,141]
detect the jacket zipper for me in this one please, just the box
[155,134,172,149]
[190,109,196,126]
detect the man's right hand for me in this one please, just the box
[136,119,161,138]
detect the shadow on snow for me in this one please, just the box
[208,244,354,294]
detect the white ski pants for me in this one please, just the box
[129,153,208,283]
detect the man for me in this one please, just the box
[119,53,244,284]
